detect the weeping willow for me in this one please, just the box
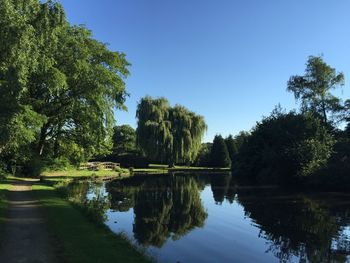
[136,96,207,165]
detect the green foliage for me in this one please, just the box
[136,96,207,166]
[235,111,334,184]
[287,56,345,124]
[0,0,130,171]
[210,135,231,167]
[112,125,137,154]
[224,135,237,163]
[21,155,46,177]
[194,143,212,167]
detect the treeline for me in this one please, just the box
[108,56,350,191]
[231,56,349,188]
[0,0,129,176]
[99,97,208,168]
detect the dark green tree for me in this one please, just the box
[225,135,237,163]
[235,111,334,184]
[287,56,345,125]
[112,125,136,154]
[194,143,212,167]
[210,135,231,167]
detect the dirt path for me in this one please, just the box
[0,179,57,263]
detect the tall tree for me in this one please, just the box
[169,105,207,166]
[136,97,172,163]
[225,135,237,163]
[287,56,344,125]
[0,0,130,170]
[210,135,231,167]
[136,96,207,166]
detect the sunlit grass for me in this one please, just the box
[41,168,129,178]
[32,183,153,263]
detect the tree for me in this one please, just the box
[112,125,136,154]
[235,111,334,184]
[225,135,237,163]
[287,56,345,125]
[194,143,212,167]
[0,0,130,171]
[136,96,207,166]
[169,105,207,165]
[136,96,172,163]
[210,135,231,167]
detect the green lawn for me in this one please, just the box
[32,183,152,263]
[0,177,13,236]
[41,168,129,178]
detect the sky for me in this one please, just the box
[59,0,350,142]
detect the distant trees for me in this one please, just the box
[210,135,231,167]
[136,96,207,166]
[112,125,137,154]
[287,56,345,124]
[224,135,237,164]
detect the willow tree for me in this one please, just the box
[136,97,207,166]
[136,97,173,163]
[287,56,345,125]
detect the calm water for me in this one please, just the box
[67,174,350,263]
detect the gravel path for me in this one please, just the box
[0,180,57,263]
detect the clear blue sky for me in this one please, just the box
[59,0,350,142]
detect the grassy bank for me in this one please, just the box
[41,168,129,178]
[42,165,230,180]
[32,183,152,263]
[0,177,13,238]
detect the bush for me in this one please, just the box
[22,156,46,177]
[44,158,72,171]
[234,111,334,185]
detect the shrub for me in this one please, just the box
[234,111,334,185]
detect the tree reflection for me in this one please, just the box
[66,180,111,222]
[107,175,208,247]
[210,174,235,204]
[237,191,350,263]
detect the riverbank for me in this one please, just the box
[0,177,12,235]
[41,164,230,181]
[0,177,152,263]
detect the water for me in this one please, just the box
[67,173,350,263]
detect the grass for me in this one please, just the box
[32,182,153,263]
[42,164,230,180]
[41,168,129,178]
[0,176,14,237]
[133,164,230,174]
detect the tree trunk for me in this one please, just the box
[321,94,328,124]
[37,123,49,156]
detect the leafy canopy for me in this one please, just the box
[136,96,207,165]
[287,56,344,124]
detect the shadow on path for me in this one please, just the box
[0,179,57,263]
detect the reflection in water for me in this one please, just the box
[108,175,208,247]
[67,174,350,263]
[237,191,350,263]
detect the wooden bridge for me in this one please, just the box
[79,162,120,171]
